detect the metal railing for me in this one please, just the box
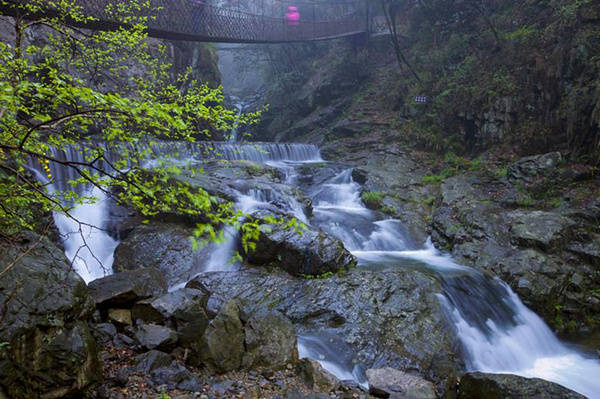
[0,0,367,43]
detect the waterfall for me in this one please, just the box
[32,140,600,398]
[309,167,600,398]
[28,146,118,284]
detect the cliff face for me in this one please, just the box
[259,0,600,164]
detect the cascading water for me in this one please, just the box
[35,140,600,397]
[32,141,321,286]
[28,146,118,284]
[306,167,600,398]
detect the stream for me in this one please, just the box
[34,141,600,398]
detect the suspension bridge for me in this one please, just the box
[0,0,369,43]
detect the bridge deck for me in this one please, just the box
[0,0,367,43]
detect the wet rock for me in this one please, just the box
[88,267,167,309]
[0,232,101,398]
[247,214,356,276]
[458,372,586,399]
[243,309,298,370]
[135,323,178,351]
[133,350,173,374]
[132,288,210,348]
[112,221,213,288]
[495,249,569,320]
[198,300,245,372]
[367,368,436,399]
[193,269,459,387]
[509,210,574,253]
[298,359,341,392]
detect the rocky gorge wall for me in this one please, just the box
[248,1,600,340]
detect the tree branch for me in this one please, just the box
[18,108,131,149]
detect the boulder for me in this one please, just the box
[298,358,341,392]
[132,288,210,348]
[509,210,574,253]
[88,267,166,309]
[495,249,569,320]
[246,216,356,277]
[197,300,245,372]
[192,269,459,387]
[242,308,298,370]
[458,372,586,399]
[108,308,133,327]
[112,221,215,288]
[150,363,203,391]
[0,232,101,398]
[508,152,563,183]
[133,350,172,374]
[367,368,436,399]
[135,323,178,351]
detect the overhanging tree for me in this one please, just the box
[0,0,268,254]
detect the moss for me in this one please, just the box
[361,191,385,209]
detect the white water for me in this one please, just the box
[52,187,118,283]
[307,167,600,398]
[28,147,118,284]
[167,144,318,291]
[34,143,600,397]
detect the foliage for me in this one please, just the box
[0,1,263,247]
[361,190,385,209]
[371,0,600,161]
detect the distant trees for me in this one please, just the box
[376,0,421,81]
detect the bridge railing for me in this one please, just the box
[0,0,367,43]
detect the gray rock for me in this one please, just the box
[0,232,101,398]
[508,152,563,183]
[94,323,118,345]
[495,249,569,320]
[88,267,167,308]
[298,358,341,392]
[112,221,214,288]
[135,323,178,351]
[509,210,574,253]
[193,269,459,386]
[458,372,586,399]
[150,363,202,391]
[367,367,436,399]
[242,309,298,370]
[133,350,172,374]
[198,300,245,372]
[113,333,137,349]
[247,214,356,276]
[285,388,332,399]
[132,288,210,348]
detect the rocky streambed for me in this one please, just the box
[1,142,599,399]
